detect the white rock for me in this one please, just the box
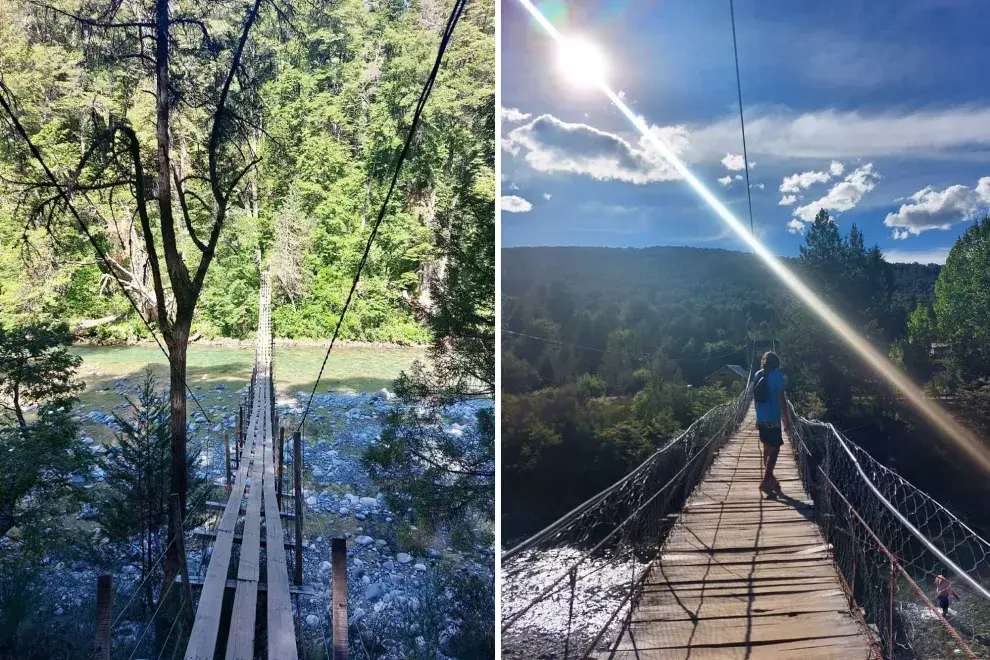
[359,496,378,509]
[305,496,318,506]
[355,535,374,546]
[414,563,427,572]
[319,561,332,572]
[415,636,425,649]
[312,467,324,478]
[396,553,413,564]
[353,558,364,569]
[306,614,320,627]
[372,388,393,402]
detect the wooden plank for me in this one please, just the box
[226,373,267,659]
[191,527,296,548]
[175,574,316,596]
[601,404,873,659]
[203,500,296,519]
[262,305,298,660]
[185,413,261,659]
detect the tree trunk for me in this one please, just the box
[167,324,190,514]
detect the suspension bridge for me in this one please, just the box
[502,389,990,659]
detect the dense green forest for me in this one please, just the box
[502,214,990,543]
[0,0,493,344]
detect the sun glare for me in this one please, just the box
[516,0,990,474]
[557,36,608,88]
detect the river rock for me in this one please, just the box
[355,535,373,546]
[365,582,385,601]
[414,563,427,572]
[306,614,319,627]
[319,561,332,573]
[396,553,412,564]
[359,496,378,509]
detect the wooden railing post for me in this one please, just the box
[238,405,244,458]
[278,426,285,510]
[293,430,303,586]
[92,574,113,660]
[170,493,195,628]
[225,431,232,492]
[331,538,348,659]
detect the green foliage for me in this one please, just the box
[363,76,494,550]
[0,322,91,538]
[934,215,990,380]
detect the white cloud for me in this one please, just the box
[501,195,532,213]
[501,107,531,123]
[734,175,743,181]
[884,247,952,265]
[892,229,910,240]
[793,163,879,222]
[780,170,831,194]
[543,193,552,201]
[718,176,733,187]
[687,107,990,161]
[721,153,754,171]
[779,194,798,205]
[829,161,845,176]
[787,219,806,234]
[751,183,765,190]
[508,182,520,190]
[883,177,990,236]
[505,114,688,184]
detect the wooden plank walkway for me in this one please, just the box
[185,273,297,660]
[603,405,875,660]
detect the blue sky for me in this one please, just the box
[499,0,990,263]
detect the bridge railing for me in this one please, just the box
[501,388,752,659]
[787,402,990,659]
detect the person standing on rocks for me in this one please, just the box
[753,351,790,496]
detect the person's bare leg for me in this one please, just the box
[764,446,780,488]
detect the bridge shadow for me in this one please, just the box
[766,490,816,523]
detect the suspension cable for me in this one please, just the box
[729,0,755,236]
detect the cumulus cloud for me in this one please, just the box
[687,107,990,160]
[718,176,733,187]
[792,163,879,222]
[892,229,910,240]
[884,247,952,265]
[779,194,798,206]
[504,114,688,184]
[780,170,832,194]
[501,107,531,123]
[787,219,806,234]
[751,183,765,190]
[543,193,552,201]
[883,177,990,236]
[829,161,845,176]
[501,195,532,213]
[721,153,754,171]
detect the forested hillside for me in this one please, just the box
[0,0,494,344]
[502,231,950,542]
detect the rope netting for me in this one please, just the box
[501,389,752,659]
[787,402,990,659]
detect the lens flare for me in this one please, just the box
[514,0,990,472]
[557,36,608,88]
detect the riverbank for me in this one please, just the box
[74,336,428,349]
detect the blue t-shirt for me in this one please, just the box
[754,369,786,423]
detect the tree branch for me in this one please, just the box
[172,166,207,253]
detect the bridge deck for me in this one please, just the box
[185,274,297,660]
[604,405,874,659]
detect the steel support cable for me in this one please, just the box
[504,392,748,559]
[502,392,749,631]
[296,0,468,432]
[788,402,990,603]
[729,0,755,236]
[818,467,977,658]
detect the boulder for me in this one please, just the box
[306,614,320,627]
[396,553,413,564]
[355,535,374,546]
[365,582,385,602]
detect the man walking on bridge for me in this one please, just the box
[935,574,959,617]
[754,351,790,496]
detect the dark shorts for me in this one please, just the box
[939,595,950,611]
[757,423,783,448]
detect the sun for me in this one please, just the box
[556,36,608,89]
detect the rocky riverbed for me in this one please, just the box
[9,378,493,659]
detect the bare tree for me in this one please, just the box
[0,0,271,572]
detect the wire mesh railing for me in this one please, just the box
[501,388,752,659]
[787,401,990,659]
